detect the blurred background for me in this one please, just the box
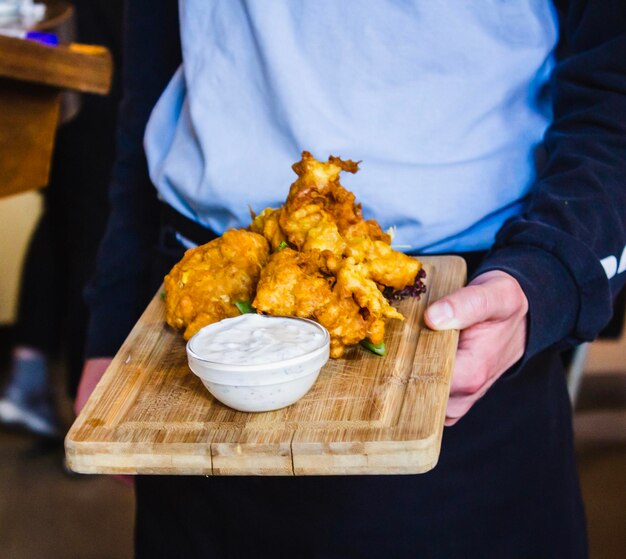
[0,1,624,558]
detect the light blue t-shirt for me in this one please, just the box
[145,0,558,253]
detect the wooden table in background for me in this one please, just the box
[0,0,112,198]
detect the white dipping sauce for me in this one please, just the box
[187,314,330,412]
[190,314,327,365]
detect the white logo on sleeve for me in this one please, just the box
[601,245,626,279]
[619,245,626,274]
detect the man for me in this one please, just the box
[77,1,626,557]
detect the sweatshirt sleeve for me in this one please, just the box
[84,0,182,358]
[473,0,626,361]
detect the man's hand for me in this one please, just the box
[74,358,112,416]
[424,270,528,426]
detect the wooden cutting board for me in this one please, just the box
[65,255,466,476]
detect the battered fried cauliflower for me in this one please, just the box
[344,236,421,290]
[164,151,424,358]
[164,229,269,339]
[279,151,361,256]
[253,248,369,358]
[248,207,287,252]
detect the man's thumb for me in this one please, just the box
[424,271,526,331]
[425,285,494,330]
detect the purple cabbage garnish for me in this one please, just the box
[384,268,427,301]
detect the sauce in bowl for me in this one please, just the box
[186,314,330,412]
[189,314,327,365]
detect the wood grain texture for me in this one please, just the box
[0,2,113,197]
[0,35,112,94]
[65,256,466,476]
[0,79,60,198]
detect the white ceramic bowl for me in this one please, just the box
[186,315,330,412]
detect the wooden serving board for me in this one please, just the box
[65,255,466,476]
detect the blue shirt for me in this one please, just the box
[145,0,558,253]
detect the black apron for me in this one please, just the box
[134,216,587,559]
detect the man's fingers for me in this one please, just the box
[430,271,530,427]
[425,284,495,330]
[74,358,112,416]
[424,270,527,331]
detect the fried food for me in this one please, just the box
[249,207,287,252]
[253,248,369,358]
[252,152,422,356]
[164,229,269,339]
[279,151,361,256]
[164,151,424,358]
[252,246,413,358]
[344,236,421,290]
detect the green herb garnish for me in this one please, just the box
[360,338,386,357]
[277,240,289,251]
[234,300,256,314]
[160,291,167,301]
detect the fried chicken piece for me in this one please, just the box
[291,206,345,255]
[316,293,369,358]
[253,249,368,358]
[279,151,361,255]
[262,152,394,260]
[333,258,404,346]
[248,207,287,252]
[343,219,391,244]
[335,260,404,323]
[345,236,422,290]
[164,229,269,339]
[252,248,333,318]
